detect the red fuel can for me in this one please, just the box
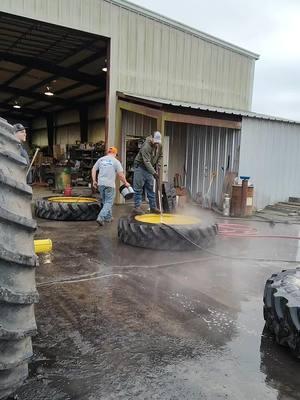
[64,186,72,196]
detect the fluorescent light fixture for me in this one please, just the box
[44,86,54,96]
[13,101,21,109]
[102,66,108,72]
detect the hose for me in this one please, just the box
[218,223,300,240]
[162,223,300,264]
[37,273,123,287]
[37,222,300,288]
[216,215,300,226]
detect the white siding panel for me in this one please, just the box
[32,117,47,130]
[56,125,80,145]
[31,129,48,147]
[56,110,79,125]
[166,122,187,184]
[0,0,256,145]
[88,120,105,143]
[88,103,106,119]
[121,110,156,138]
[239,117,300,209]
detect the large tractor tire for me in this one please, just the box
[118,213,218,251]
[35,196,100,221]
[263,268,300,357]
[0,118,38,399]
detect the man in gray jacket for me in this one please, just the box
[14,123,32,184]
[133,131,163,215]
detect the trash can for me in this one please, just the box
[230,184,254,217]
[55,167,71,191]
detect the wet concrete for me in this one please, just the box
[17,205,300,399]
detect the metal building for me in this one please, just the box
[118,94,300,210]
[1,0,299,209]
[0,0,258,144]
[240,117,300,209]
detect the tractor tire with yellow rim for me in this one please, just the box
[35,196,100,221]
[118,214,218,251]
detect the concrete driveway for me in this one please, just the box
[17,206,300,400]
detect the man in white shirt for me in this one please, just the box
[92,146,129,226]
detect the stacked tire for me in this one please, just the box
[263,268,300,357]
[0,118,38,398]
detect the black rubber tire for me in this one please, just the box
[263,268,300,358]
[118,216,218,251]
[0,118,38,399]
[35,197,100,221]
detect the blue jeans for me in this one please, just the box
[133,167,156,209]
[98,186,115,221]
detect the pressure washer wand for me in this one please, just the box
[26,147,40,177]
[156,167,163,215]
[157,180,162,215]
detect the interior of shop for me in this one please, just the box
[0,12,108,191]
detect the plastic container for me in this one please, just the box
[55,167,71,191]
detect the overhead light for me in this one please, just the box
[44,86,54,96]
[13,101,21,109]
[102,58,108,72]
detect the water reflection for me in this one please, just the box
[260,326,300,400]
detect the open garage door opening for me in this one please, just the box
[117,93,242,208]
[0,12,109,189]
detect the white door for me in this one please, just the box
[163,135,170,182]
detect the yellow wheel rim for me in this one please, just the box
[48,197,98,203]
[135,213,200,225]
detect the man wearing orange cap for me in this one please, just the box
[92,147,129,226]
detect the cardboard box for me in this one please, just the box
[177,195,187,208]
[176,187,187,196]
[53,145,64,160]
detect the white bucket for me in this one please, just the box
[119,184,135,200]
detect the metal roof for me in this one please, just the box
[121,93,300,125]
[111,0,259,60]
[0,13,107,121]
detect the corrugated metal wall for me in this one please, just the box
[166,122,187,186]
[0,0,256,145]
[167,122,241,206]
[239,117,300,209]
[121,110,156,173]
[121,110,156,138]
[31,103,105,146]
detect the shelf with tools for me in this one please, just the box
[67,143,105,186]
[125,136,145,185]
[31,142,105,190]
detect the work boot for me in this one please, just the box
[96,218,104,226]
[132,207,145,215]
[150,208,161,214]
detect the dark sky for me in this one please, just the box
[133,0,300,121]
